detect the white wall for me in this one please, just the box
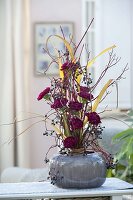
[29,0,82,168]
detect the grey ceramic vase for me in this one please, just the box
[49,152,106,188]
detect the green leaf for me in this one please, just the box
[116,163,126,171]
[112,128,133,141]
[62,114,70,137]
[106,169,114,177]
[116,151,126,161]
[126,138,133,156]
[43,94,51,101]
[127,110,133,116]
[129,154,133,165]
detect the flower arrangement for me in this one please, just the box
[37,19,127,168]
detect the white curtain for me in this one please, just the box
[0,0,31,174]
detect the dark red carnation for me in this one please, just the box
[69,117,83,131]
[69,101,83,111]
[51,98,68,109]
[63,136,79,149]
[61,62,78,71]
[80,86,90,93]
[37,87,50,101]
[86,112,101,126]
[61,62,70,70]
[78,91,94,101]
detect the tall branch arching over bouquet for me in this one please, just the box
[37,19,128,168]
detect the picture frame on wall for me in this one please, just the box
[34,22,74,76]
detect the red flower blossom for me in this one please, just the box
[61,62,78,71]
[61,62,70,70]
[86,112,101,125]
[80,86,90,93]
[78,91,94,101]
[63,136,79,149]
[51,98,68,109]
[69,101,83,111]
[70,117,83,131]
[37,87,50,101]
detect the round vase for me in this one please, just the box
[49,152,106,188]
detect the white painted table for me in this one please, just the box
[0,178,132,200]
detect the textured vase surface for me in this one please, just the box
[50,152,106,188]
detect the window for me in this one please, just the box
[82,0,133,109]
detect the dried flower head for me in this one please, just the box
[86,112,101,126]
[63,136,79,149]
[37,87,50,101]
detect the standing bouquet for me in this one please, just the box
[37,19,128,168]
